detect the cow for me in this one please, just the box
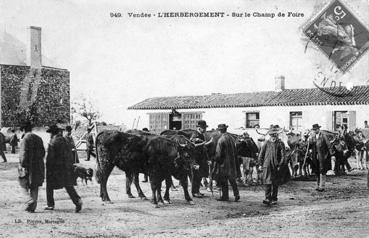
[95,130,148,202]
[144,135,196,207]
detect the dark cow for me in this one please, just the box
[145,135,196,207]
[95,130,148,202]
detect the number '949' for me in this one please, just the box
[110,13,122,17]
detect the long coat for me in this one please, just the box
[0,132,6,151]
[19,132,45,188]
[46,134,76,189]
[258,139,286,185]
[309,132,333,175]
[64,134,79,164]
[214,133,238,179]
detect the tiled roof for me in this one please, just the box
[128,85,369,110]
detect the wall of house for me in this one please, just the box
[131,104,369,133]
[0,64,70,127]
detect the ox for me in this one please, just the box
[95,130,148,202]
[144,135,196,207]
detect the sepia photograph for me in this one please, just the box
[0,0,369,237]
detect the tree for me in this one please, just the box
[71,96,101,127]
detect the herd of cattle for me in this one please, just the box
[94,128,369,207]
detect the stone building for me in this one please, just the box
[0,26,70,127]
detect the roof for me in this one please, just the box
[128,85,369,110]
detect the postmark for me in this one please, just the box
[303,0,369,73]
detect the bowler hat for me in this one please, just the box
[46,124,63,134]
[217,124,228,130]
[312,124,321,130]
[197,120,208,129]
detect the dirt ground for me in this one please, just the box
[1,151,369,238]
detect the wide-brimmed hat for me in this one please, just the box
[217,124,228,130]
[196,120,208,129]
[268,125,283,135]
[46,124,64,134]
[312,124,321,130]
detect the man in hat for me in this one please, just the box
[64,125,79,164]
[190,120,210,197]
[237,131,259,185]
[45,125,82,213]
[309,123,333,192]
[85,126,96,161]
[19,121,45,212]
[214,124,240,202]
[258,125,286,205]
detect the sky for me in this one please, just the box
[0,0,368,126]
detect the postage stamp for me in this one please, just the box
[303,0,369,73]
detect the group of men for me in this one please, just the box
[187,120,337,205]
[19,122,82,213]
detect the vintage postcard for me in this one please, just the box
[0,0,369,237]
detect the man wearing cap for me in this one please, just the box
[64,125,79,164]
[45,125,82,213]
[258,125,286,205]
[85,127,95,161]
[19,121,45,212]
[190,120,210,197]
[214,124,240,202]
[309,124,333,192]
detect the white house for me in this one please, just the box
[128,78,369,134]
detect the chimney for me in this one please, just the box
[275,75,285,92]
[30,26,42,68]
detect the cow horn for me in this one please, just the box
[178,143,186,148]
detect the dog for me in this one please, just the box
[73,164,93,185]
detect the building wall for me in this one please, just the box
[0,64,70,127]
[132,104,369,133]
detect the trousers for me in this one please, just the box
[46,185,81,207]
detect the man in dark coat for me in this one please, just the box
[190,120,210,197]
[258,125,286,205]
[214,124,240,202]
[309,124,333,192]
[0,131,7,162]
[10,129,19,154]
[19,121,45,212]
[85,127,95,161]
[45,125,82,212]
[237,132,259,184]
[64,125,79,164]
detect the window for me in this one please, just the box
[246,112,259,128]
[334,111,349,130]
[290,111,302,131]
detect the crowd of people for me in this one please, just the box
[8,118,369,213]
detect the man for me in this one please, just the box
[237,132,259,185]
[142,127,149,183]
[19,121,45,213]
[364,120,369,128]
[85,127,95,161]
[45,125,82,213]
[214,124,240,202]
[9,128,19,154]
[0,130,7,162]
[190,120,210,197]
[258,125,286,205]
[309,124,333,192]
[64,125,79,163]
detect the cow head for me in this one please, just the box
[175,142,198,170]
